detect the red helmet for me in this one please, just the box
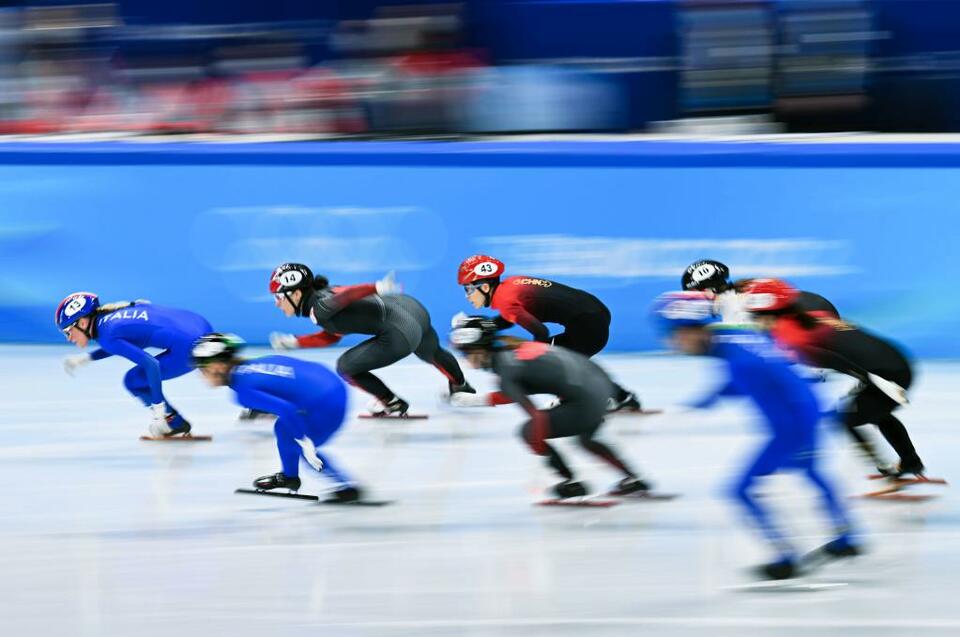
[742,278,799,313]
[457,255,505,285]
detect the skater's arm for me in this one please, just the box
[102,338,164,404]
[501,306,550,343]
[801,345,907,404]
[239,389,308,439]
[689,379,738,410]
[311,284,377,321]
[89,348,112,361]
[797,345,868,381]
[493,315,514,330]
[497,376,539,417]
[295,331,343,349]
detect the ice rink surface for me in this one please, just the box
[2,345,959,637]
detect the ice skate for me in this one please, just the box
[607,392,642,413]
[253,472,302,492]
[140,412,211,441]
[360,395,427,419]
[235,473,319,501]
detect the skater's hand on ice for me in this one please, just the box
[867,373,909,406]
[148,403,173,437]
[375,270,402,296]
[270,332,299,350]
[63,353,91,376]
[295,436,324,471]
[449,391,491,408]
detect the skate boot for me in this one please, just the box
[253,472,301,492]
[607,392,641,413]
[875,461,899,477]
[163,412,192,437]
[821,536,862,559]
[609,476,652,496]
[324,485,363,503]
[756,558,798,581]
[893,457,925,479]
[449,380,476,396]
[552,480,588,499]
[371,395,409,417]
[800,534,862,572]
[238,408,275,421]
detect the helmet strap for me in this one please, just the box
[79,315,96,340]
[291,288,314,318]
[481,279,499,308]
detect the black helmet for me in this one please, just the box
[449,315,500,351]
[681,260,731,293]
[270,263,321,316]
[191,333,245,367]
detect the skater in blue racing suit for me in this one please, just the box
[57,291,212,437]
[652,291,861,580]
[190,333,362,503]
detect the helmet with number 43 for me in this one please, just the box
[457,255,505,285]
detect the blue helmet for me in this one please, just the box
[55,292,100,332]
[650,291,717,333]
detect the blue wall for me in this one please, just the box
[2,141,959,357]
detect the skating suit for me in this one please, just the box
[229,355,352,483]
[489,276,612,353]
[493,342,614,444]
[769,314,919,466]
[89,304,212,406]
[295,285,465,400]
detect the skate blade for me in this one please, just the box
[140,434,212,441]
[608,408,664,417]
[608,491,679,501]
[537,498,619,508]
[858,492,938,502]
[866,474,947,485]
[359,413,429,420]
[234,488,319,501]
[320,499,393,507]
[727,579,848,593]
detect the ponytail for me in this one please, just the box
[96,299,150,314]
[312,275,329,291]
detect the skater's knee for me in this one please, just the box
[576,432,598,449]
[335,357,352,376]
[123,368,144,392]
[518,423,545,454]
[729,474,757,502]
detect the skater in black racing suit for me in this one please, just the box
[450,316,652,499]
[269,263,473,416]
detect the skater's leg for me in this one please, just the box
[729,436,797,561]
[547,397,638,478]
[336,333,410,402]
[274,419,303,478]
[123,349,191,405]
[123,366,153,406]
[802,462,853,535]
[304,384,355,487]
[875,414,923,469]
[518,419,574,480]
[413,326,466,386]
[579,433,638,479]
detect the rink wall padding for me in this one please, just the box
[2,140,958,357]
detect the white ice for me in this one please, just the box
[2,345,959,636]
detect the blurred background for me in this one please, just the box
[1,0,959,354]
[0,0,957,136]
